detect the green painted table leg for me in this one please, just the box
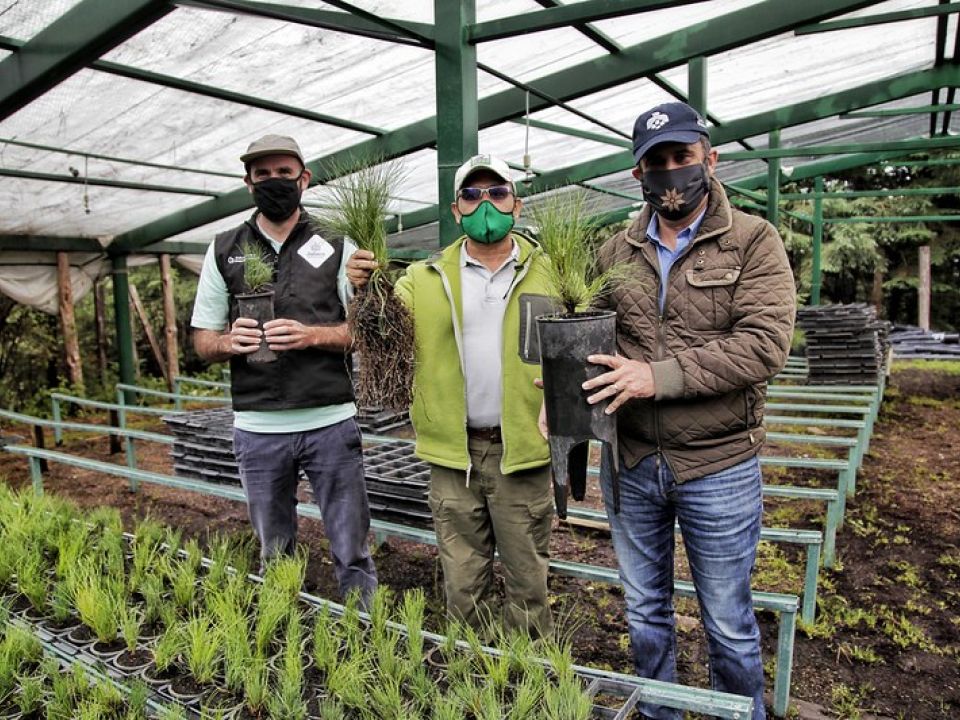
[801,543,821,624]
[773,607,796,717]
[29,457,43,496]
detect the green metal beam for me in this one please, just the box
[111,0,884,250]
[840,103,960,118]
[110,255,136,397]
[0,0,173,121]
[720,135,960,161]
[689,56,707,117]
[0,34,385,136]
[826,215,960,224]
[532,0,623,54]
[811,176,823,305]
[137,241,210,255]
[0,137,240,179]
[782,186,960,200]
[0,236,104,252]
[508,118,630,148]
[884,157,960,168]
[468,0,712,43]
[767,129,781,226]
[795,2,960,35]
[0,167,222,196]
[176,0,434,46]
[434,0,478,247]
[733,151,890,191]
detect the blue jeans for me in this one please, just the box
[233,419,377,604]
[601,454,765,720]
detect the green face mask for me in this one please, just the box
[459,200,515,244]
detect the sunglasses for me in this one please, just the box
[457,185,514,203]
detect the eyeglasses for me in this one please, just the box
[457,185,514,204]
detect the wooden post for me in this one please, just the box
[159,254,180,391]
[918,245,931,330]
[32,425,48,474]
[870,269,884,316]
[128,281,169,385]
[56,252,84,391]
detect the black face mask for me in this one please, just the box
[640,163,710,221]
[252,175,303,222]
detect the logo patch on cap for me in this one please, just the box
[646,112,670,130]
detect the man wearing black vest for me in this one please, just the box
[191,134,377,603]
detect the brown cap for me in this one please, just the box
[240,134,305,168]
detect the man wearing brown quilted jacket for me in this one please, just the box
[583,102,796,720]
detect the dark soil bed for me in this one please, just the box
[1,368,958,718]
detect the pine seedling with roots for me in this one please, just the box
[322,156,414,411]
[530,190,631,314]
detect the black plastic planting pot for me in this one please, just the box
[536,310,619,519]
[235,290,277,363]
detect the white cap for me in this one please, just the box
[453,154,514,194]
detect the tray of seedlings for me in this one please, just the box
[0,484,730,720]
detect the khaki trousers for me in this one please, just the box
[428,436,554,638]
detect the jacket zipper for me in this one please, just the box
[497,252,535,474]
[430,260,473,486]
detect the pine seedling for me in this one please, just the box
[366,673,405,718]
[312,603,340,676]
[507,677,543,720]
[243,659,269,714]
[183,614,221,685]
[170,557,198,611]
[262,551,307,603]
[73,568,123,643]
[325,654,373,710]
[316,697,347,720]
[531,190,631,314]
[152,622,182,674]
[157,703,188,720]
[16,672,44,715]
[16,544,49,613]
[125,679,149,720]
[140,574,165,626]
[241,240,275,293]
[55,522,92,580]
[322,155,414,411]
[541,674,592,720]
[253,587,288,658]
[120,606,143,653]
[431,696,463,720]
[400,588,427,664]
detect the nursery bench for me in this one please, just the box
[2,444,778,718]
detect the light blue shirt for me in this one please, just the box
[646,208,708,313]
[190,221,357,433]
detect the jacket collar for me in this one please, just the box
[430,230,542,272]
[625,176,734,250]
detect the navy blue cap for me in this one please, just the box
[632,102,710,163]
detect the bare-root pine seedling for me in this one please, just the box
[322,157,414,411]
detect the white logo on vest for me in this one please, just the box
[298,235,334,269]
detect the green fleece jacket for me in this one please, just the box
[394,233,553,474]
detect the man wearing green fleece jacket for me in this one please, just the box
[347,154,555,637]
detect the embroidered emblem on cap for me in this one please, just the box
[660,188,686,211]
[646,111,670,130]
[697,117,708,128]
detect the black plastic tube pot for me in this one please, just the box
[235,291,277,363]
[536,310,619,518]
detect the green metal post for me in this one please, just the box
[773,605,797,717]
[110,254,136,405]
[767,129,780,228]
[811,176,824,305]
[434,0,478,247]
[29,457,43,496]
[51,397,63,445]
[802,543,821,624]
[688,56,707,116]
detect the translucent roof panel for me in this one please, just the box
[0,0,949,253]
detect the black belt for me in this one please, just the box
[467,426,502,442]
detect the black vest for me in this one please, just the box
[214,211,354,411]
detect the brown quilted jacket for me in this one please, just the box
[596,177,796,482]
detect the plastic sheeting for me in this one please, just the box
[0,0,951,250]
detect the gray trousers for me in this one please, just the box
[233,419,377,602]
[428,437,554,638]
